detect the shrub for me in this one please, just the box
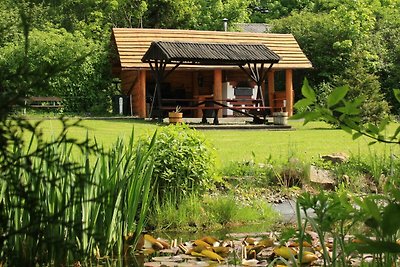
[0,28,114,115]
[149,193,279,231]
[149,194,206,230]
[274,158,309,187]
[138,124,217,202]
[204,195,238,225]
[203,194,279,227]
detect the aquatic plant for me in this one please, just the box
[0,122,157,265]
[149,193,278,231]
[293,79,400,266]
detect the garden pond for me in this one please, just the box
[90,201,334,267]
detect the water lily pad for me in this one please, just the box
[180,255,197,260]
[177,261,210,267]
[160,248,180,254]
[152,256,184,262]
[144,262,161,267]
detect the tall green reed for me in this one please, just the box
[0,119,157,266]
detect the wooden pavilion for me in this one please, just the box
[111,28,312,121]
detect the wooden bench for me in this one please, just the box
[27,97,63,109]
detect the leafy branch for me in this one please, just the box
[292,78,400,145]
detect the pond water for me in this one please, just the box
[91,200,305,267]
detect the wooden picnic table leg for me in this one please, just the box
[213,109,219,125]
[201,109,207,123]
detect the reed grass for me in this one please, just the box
[1,119,157,266]
[149,193,279,231]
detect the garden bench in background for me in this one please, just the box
[27,96,63,109]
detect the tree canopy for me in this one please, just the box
[271,0,400,120]
[1,0,400,116]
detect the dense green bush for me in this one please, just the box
[0,28,114,114]
[271,5,391,122]
[138,124,217,202]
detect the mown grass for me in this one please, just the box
[32,118,400,166]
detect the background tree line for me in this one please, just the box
[1,0,400,119]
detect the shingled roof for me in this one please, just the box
[142,41,280,65]
[112,28,312,70]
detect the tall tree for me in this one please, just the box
[198,0,254,31]
[375,5,400,112]
[250,0,315,21]
[271,0,391,121]
[110,0,148,28]
[143,0,201,29]
[142,0,253,30]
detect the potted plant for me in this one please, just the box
[273,108,288,125]
[168,106,183,124]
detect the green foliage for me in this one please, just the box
[221,156,309,188]
[150,194,206,230]
[144,0,200,29]
[233,198,277,223]
[143,0,253,30]
[197,0,253,30]
[250,0,316,21]
[0,8,155,264]
[296,190,360,266]
[0,1,20,46]
[111,0,148,28]
[204,195,238,225]
[271,2,391,121]
[376,6,400,113]
[314,152,400,192]
[138,124,217,203]
[296,187,400,266]
[0,120,157,265]
[0,28,114,114]
[45,0,120,40]
[150,193,278,231]
[221,157,276,187]
[293,79,400,146]
[294,73,400,265]
[275,158,309,187]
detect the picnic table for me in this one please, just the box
[160,98,275,124]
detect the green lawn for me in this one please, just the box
[35,118,400,165]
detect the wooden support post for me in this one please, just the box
[213,69,222,118]
[130,70,146,118]
[193,72,200,117]
[267,70,275,112]
[285,69,293,116]
[137,70,146,118]
[261,82,266,107]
